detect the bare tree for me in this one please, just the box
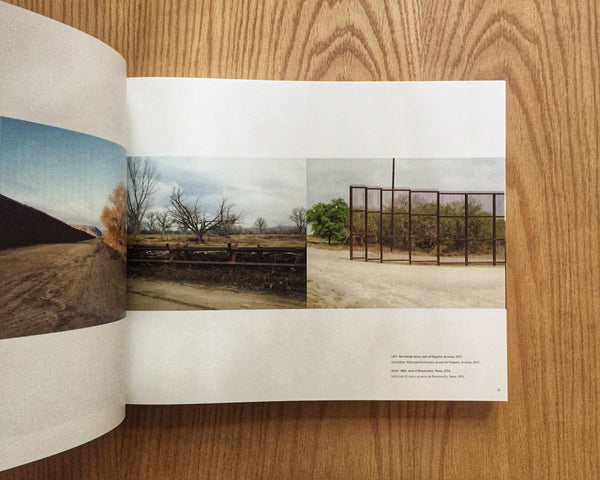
[155,210,172,236]
[127,157,159,240]
[254,217,267,234]
[289,206,307,234]
[145,211,158,233]
[168,188,243,242]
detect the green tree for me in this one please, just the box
[307,198,349,244]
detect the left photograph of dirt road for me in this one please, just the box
[0,116,127,340]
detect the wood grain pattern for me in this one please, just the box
[2,0,599,478]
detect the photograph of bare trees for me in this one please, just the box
[0,116,127,339]
[126,157,307,311]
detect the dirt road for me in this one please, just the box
[128,278,306,310]
[0,239,126,339]
[307,247,505,309]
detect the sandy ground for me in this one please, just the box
[307,246,505,309]
[0,239,126,339]
[127,278,306,310]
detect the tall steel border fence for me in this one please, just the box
[349,186,506,266]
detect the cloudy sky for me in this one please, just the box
[141,157,504,227]
[0,116,125,229]
[307,158,505,207]
[142,157,306,228]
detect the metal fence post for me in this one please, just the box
[464,193,469,266]
[493,193,497,266]
[408,190,412,265]
[349,186,353,260]
[436,191,441,265]
[364,187,368,262]
[379,188,383,263]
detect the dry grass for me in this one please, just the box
[306,235,349,250]
[129,233,306,248]
[306,235,506,262]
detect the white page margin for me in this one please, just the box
[127,79,505,158]
[126,309,507,403]
[0,321,126,471]
[0,2,127,148]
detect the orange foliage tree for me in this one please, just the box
[101,183,127,257]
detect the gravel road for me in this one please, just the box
[307,247,505,309]
[127,278,306,311]
[0,239,126,339]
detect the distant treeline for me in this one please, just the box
[128,157,307,242]
[140,223,300,236]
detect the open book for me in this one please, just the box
[0,2,507,471]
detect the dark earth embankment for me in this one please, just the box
[0,193,93,250]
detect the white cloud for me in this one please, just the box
[135,157,503,228]
[147,157,306,227]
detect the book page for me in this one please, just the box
[0,3,127,471]
[125,79,507,404]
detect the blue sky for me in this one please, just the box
[142,157,307,229]
[0,117,126,229]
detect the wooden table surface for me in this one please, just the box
[3,1,599,478]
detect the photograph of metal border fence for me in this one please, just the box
[306,158,506,309]
[349,187,505,266]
